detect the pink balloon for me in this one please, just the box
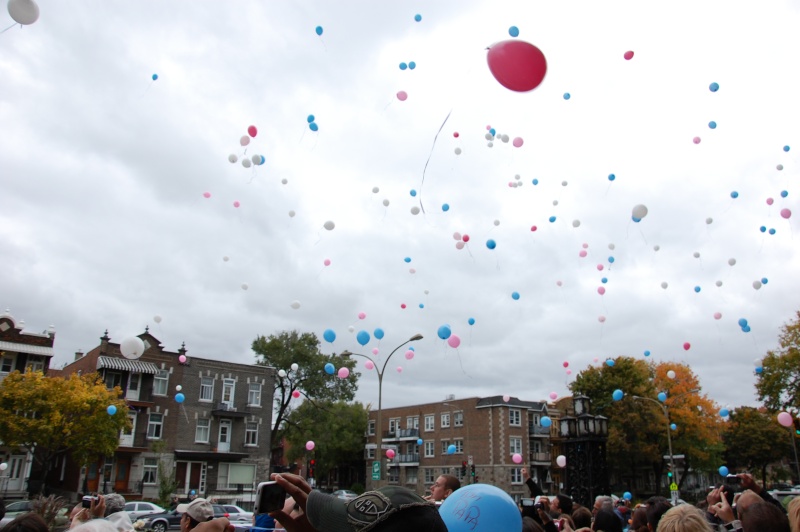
[396,366,403,373]
[179,355,187,363]
[462,234,470,242]
[556,280,562,286]
[247,125,258,137]
[508,182,514,188]
[292,390,301,398]
[683,342,691,351]
[512,137,524,148]
[233,201,240,208]
[400,303,406,309]
[358,312,366,320]
[447,334,461,348]
[453,232,462,241]
[203,192,211,198]
[597,286,606,295]
[781,208,792,219]
[502,395,510,402]
[777,411,793,427]
[397,90,408,101]
[766,197,774,205]
[337,367,350,379]
[549,392,558,400]
[598,316,606,323]
[455,241,465,250]
[364,360,375,370]
[623,50,634,60]
[582,243,589,249]
[693,136,701,144]
[405,350,415,360]
[240,136,250,146]
[372,348,379,355]
[386,449,396,459]
[530,225,537,232]
[566,369,572,375]
[562,361,569,368]
[597,264,604,271]
[324,259,331,266]
[305,440,315,451]
[512,453,523,464]
[579,250,588,258]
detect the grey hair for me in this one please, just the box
[104,493,127,516]
[595,495,614,512]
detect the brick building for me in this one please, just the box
[53,328,275,504]
[0,310,57,498]
[364,395,555,500]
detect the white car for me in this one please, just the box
[124,501,166,520]
[220,505,253,523]
[331,490,358,502]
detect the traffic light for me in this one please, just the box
[666,463,673,479]
[461,461,467,476]
[794,417,800,436]
[309,459,316,478]
[470,464,475,477]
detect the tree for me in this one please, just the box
[756,311,800,411]
[0,369,130,488]
[252,330,359,447]
[722,406,792,484]
[283,400,369,487]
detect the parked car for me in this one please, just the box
[141,504,227,532]
[0,500,70,529]
[220,505,253,523]
[331,490,358,502]
[125,501,166,520]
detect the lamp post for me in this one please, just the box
[342,333,423,487]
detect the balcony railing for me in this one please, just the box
[383,428,419,440]
[211,403,249,417]
[529,425,551,436]
[392,453,420,464]
[529,452,551,463]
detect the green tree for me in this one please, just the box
[252,330,359,447]
[0,369,130,489]
[756,311,800,411]
[722,406,792,484]
[283,401,369,486]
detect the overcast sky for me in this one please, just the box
[2,1,799,414]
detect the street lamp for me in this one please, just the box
[341,333,423,486]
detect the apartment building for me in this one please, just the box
[364,395,555,500]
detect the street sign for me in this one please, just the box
[371,461,381,480]
[669,482,678,491]
[468,455,473,466]
[670,490,680,504]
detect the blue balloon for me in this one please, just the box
[175,393,185,403]
[437,325,452,340]
[760,226,767,233]
[309,122,318,132]
[414,14,422,22]
[783,145,790,152]
[608,173,615,181]
[608,256,615,263]
[719,408,729,417]
[755,366,763,374]
[442,203,450,212]
[486,239,496,250]
[623,491,632,501]
[408,61,416,70]
[541,416,552,428]
[742,325,751,333]
[709,121,717,129]
[489,128,496,136]
[694,286,701,293]
[658,392,667,402]
[440,484,521,532]
[511,291,520,300]
[374,328,385,340]
[190,490,196,496]
[549,216,556,223]
[399,62,408,70]
[323,329,336,343]
[307,114,315,123]
[762,277,768,284]
[315,25,323,36]
[410,189,417,197]
[601,277,608,284]
[508,26,519,37]
[709,82,719,92]
[606,359,616,367]
[417,438,423,445]
[532,179,539,185]
[324,362,335,375]
[151,74,158,81]
[730,191,739,199]
[468,317,475,326]
[356,330,370,346]
[419,303,424,308]
[670,423,677,431]
[718,466,729,477]
[644,350,651,357]
[447,444,456,455]
[563,92,571,100]
[612,389,624,401]
[258,155,265,165]
[107,405,117,415]
[632,216,641,223]
[769,228,776,235]
[408,346,415,351]
[738,318,748,327]
[781,190,788,198]
[404,257,411,263]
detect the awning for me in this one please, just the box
[97,356,160,374]
[0,341,53,357]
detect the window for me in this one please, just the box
[142,458,158,484]
[245,423,259,446]
[217,463,256,491]
[248,383,261,407]
[406,443,416,455]
[388,468,399,483]
[454,411,464,427]
[26,355,45,373]
[200,377,214,401]
[440,440,451,454]
[440,413,450,428]
[406,416,419,429]
[406,467,418,484]
[222,379,235,405]
[366,448,375,459]
[1,355,13,373]
[424,468,435,483]
[367,421,375,436]
[510,437,522,455]
[195,419,210,443]
[104,371,123,390]
[454,440,464,454]
[153,370,169,396]
[509,409,521,426]
[424,441,434,458]
[147,414,163,439]
[424,415,434,432]
[125,503,136,512]
[389,418,400,434]
[441,467,451,476]
[531,440,542,453]
[510,468,523,484]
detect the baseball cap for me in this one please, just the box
[176,499,213,522]
[306,486,447,532]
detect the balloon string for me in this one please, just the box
[418,109,453,214]
[0,23,18,34]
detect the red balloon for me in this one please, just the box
[248,125,257,137]
[462,234,470,242]
[683,342,691,351]
[453,132,460,138]
[486,40,547,92]
[624,51,634,60]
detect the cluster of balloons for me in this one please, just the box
[398,61,417,70]
[738,318,751,333]
[228,126,265,168]
[307,114,319,132]
[452,232,470,250]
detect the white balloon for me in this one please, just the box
[653,245,660,251]
[424,289,429,295]
[484,133,493,140]
[454,147,462,155]
[661,282,668,289]
[251,154,261,164]
[501,134,510,143]
[242,159,252,168]
[453,232,462,240]
[667,370,676,379]
[608,243,615,250]
[693,252,700,258]
[348,325,355,333]
[706,217,713,224]
[553,200,559,206]
[753,280,762,290]
[288,210,296,218]
[561,181,568,187]
[281,178,288,185]
[120,337,145,360]
[153,315,162,324]
[241,283,249,290]
[715,280,723,287]
[493,220,500,226]
[240,135,250,146]
[728,258,736,266]
[487,141,493,147]
[514,174,521,181]
[223,256,230,262]
[175,385,182,392]
[455,241,465,249]
[372,186,379,193]
[7,0,39,25]
[278,369,287,378]
[382,199,390,207]
[0,463,7,471]
[572,220,581,228]
[290,300,301,309]
[290,363,299,371]
[323,221,335,230]
[228,154,238,163]
[556,455,567,467]
[632,204,648,219]
[410,206,420,215]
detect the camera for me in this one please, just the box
[82,496,98,509]
[254,481,286,515]
[726,474,741,485]
[533,502,543,510]
[521,499,534,507]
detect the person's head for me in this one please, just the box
[787,496,800,532]
[177,498,213,532]
[733,489,761,519]
[572,506,593,528]
[0,513,49,532]
[593,495,614,515]
[645,497,672,531]
[522,516,545,532]
[740,501,790,532]
[104,493,126,517]
[430,474,460,502]
[305,485,447,531]
[655,504,713,532]
[553,494,573,515]
[592,508,623,532]
[630,506,648,532]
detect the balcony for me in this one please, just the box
[211,403,249,418]
[387,453,420,466]
[529,425,551,436]
[529,452,551,464]
[383,428,419,441]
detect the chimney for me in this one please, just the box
[74,349,84,361]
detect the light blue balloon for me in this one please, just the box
[307,114,315,123]
[437,325,452,340]
[738,318,748,327]
[417,438,423,445]
[356,330,370,346]
[709,121,717,129]
[489,128,496,136]
[508,26,519,37]
[783,145,790,152]
[324,362,335,375]
[532,179,539,185]
[718,466,729,477]
[151,74,158,81]
[309,122,319,132]
[399,62,408,70]
[486,239,496,250]
[447,444,456,455]
[315,25,323,36]
[404,257,411,263]
[755,366,763,374]
[408,61,416,70]
[107,405,117,415]
[419,303,424,308]
[644,350,651,357]
[742,325,751,333]
[468,317,475,326]
[549,216,556,223]
[175,393,185,403]
[608,173,615,181]
[612,389,624,401]
[760,226,767,233]
[730,191,739,199]
[601,277,608,283]
[323,329,336,343]
[540,416,552,428]
[623,491,632,500]
[781,190,788,198]
[440,484,521,532]
[694,286,701,293]
[442,203,450,212]
[670,423,677,430]
[563,92,571,100]
[769,228,776,235]
[762,277,768,284]
[719,408,729,417]
[414,14,422,22]
[632,216,641,223]
[658,392,667,402]
[410,189,417,197]
[511,291,520,300]
[374,328,385,340]
[709,82,719,92]
[608,256,615,263]
[606,359,616,367]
